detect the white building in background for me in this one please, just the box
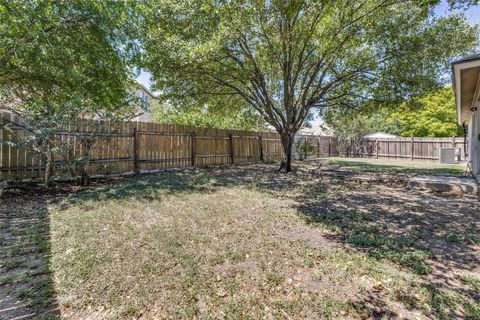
[363,132,398,139]
[452,54,480,183]
[298,123,333,136]
[130,82,159,122]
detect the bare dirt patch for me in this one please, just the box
[1,160,479,319]
[0,185,62,319]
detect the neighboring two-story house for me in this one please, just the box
[130,82,159,122]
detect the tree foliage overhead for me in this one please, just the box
[447,0,480,9]
[376,87,462,137]
[153,94,267,130]
[0,0,141,115]
[141,0,478,171]
[154,102,267,131]
[323,87,463,138]
[0,0,142,184]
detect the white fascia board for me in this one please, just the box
[453,59,480,124]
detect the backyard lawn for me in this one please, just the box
[1,159,479,319]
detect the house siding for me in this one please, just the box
[471,106,480,182]
[130,85,157,122]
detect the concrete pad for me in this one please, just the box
[408,175,478,195]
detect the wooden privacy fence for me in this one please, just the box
[292,134,339,160]
[0,111,283,181]
[343,137,467,161]
[0,110,468,181]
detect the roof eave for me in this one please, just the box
[451,56,480,124]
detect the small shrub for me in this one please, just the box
[295,139,315,161]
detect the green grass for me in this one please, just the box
[302,206,432,275]
[9,161,475,319]
[447,233,479,244]
[19,275,57,310]
[462,274,480,291]
[49,174,395,318]
[0,207,57,316]
[323,158,466,175]
[266,272,284,287]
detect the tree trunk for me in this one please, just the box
[279,133,294,172]
[80,154,91,186]
[80,169,89,186]
[44,141,53,186]
[79,139,94,186]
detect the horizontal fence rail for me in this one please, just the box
[0,111,284,181]
[292,134,339,160]
[341,137,467,161]
[0,110,467,182]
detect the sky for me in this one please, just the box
[434,1,480,24]
[136,70,153,91]
[136,1,480,127]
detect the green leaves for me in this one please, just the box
[0,0,143,182]
[142,0,478,127]
[154,96,266,130]
[0,0,141,114]
[387,87,462,137]
[326,87,463,138]
[141,0,478,169]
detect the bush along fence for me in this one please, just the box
[0,110,467,182]
[292,134,339,160]
[0,111,285,182]
[339,137,467,161]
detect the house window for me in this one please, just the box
[141,92,149,110]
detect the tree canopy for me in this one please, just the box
[141,0,478,171]
[0,0,141,116]
[154,99,267,130]
[323,87,463,138]
[0,0,142,183]
[376,87,462,137]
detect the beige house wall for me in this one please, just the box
[130,85,159,122]
[452,56,480,183]
[470,105,480,182]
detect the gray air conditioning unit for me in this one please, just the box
[439,148,459,164]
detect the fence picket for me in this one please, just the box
[0,110,468,181]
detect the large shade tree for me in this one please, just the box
[363,87,462,137]
[0,0,142,183]
[142,0,478,171]
[154,94,267,130]
[0,0,141,109]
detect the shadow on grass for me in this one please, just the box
[293,172,479,319]
[67,170,217,203]
[65,164,308,205]
[323,158,466,176]
[30,161,479,319]
[155,162,478,318]
[0,187,60,319]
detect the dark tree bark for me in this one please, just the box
[279,132,294,172]
[44,146,52,186]
[43,135,54,186]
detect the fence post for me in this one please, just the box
[376,139,379,158]
[329,138,332,157]
[303,136,308,159]
[191,131,196,167]
[451,136,455,148]
[394,139,397,159]
[317,137,320,158]
[229,133,234,164]
[133,127,139,174]
[410,136,414,161]
[258,135,264,162]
